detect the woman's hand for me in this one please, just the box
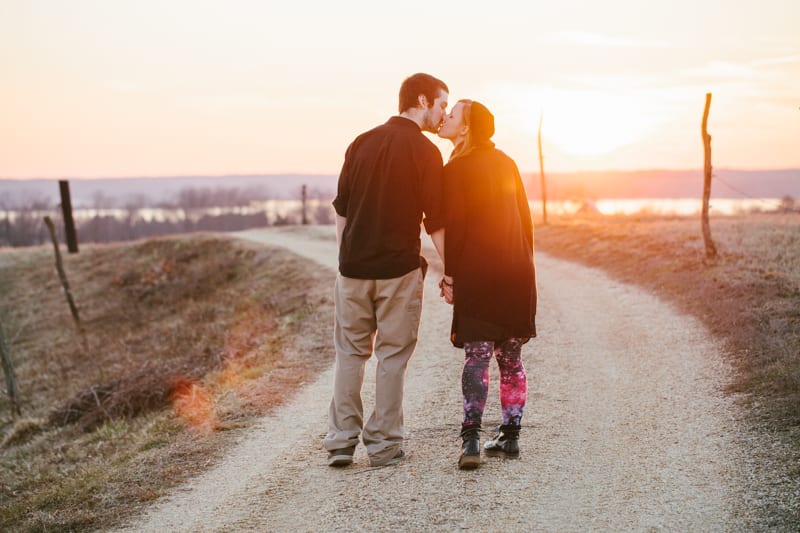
[439,276,454,305]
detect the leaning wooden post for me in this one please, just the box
[701,93,717,259]
[59,180,79,254]
[0,319,22,419]
[44,216,85,338]
[537,111,548,225]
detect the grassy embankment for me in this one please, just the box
[0,234,335,531]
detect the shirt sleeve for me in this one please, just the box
[332,141,355,217]
[421,146,445,234]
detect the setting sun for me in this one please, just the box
[504,87,658,157]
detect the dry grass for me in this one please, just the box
[0,233,335,532]
[534,212,800,432]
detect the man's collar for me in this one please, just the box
[388,116,421,130]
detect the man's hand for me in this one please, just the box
[438,276,454,305]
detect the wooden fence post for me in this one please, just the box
[701,93,717,259]
[59,180,79,254]
[301,185,309,225]
[0,319,22,419]
[44,216,85,339]
[538,111,548,225]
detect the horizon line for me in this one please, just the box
[2,166,799,181]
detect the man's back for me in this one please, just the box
[333,116,444,279]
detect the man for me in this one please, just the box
[324,73,448,467]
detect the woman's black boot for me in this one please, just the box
[458,425,481,470]
[484,424,520,458]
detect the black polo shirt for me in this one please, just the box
[333,116,445,279]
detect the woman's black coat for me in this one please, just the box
[443,143,537,348]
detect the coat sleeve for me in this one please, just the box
[512,160,537,321]
[513,161,534,254]
[443,161,467,277]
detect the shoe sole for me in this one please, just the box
[327,454,354,467]
[458,454,481,469]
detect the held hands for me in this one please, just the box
[438,276,454,305]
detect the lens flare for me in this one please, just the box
[171,378,218,432]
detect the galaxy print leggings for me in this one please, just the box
[462,338,527,428]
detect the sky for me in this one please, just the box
[1,0,798,179]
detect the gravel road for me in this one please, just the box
[119,225,761,532]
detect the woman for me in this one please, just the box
[437,100,537,470]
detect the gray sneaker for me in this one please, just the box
[327,446,355,467]
[370,448,405,467]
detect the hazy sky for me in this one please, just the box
[2,0,798,178]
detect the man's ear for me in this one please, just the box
[418,94,428,109]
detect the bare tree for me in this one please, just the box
[4,192,52,247]
[0,192,12,247]
[307,186,335,225]
[313,202,335,225]
[779,195,796,213]
[122,193,150,240]
[176,187,204,231]
[91,190,116,210]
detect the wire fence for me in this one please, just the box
[712,174,786,210]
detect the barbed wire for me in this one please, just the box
[712,173,785,208]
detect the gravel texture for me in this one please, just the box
[118,226,774,532]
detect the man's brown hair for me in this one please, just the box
[398,73,449,114]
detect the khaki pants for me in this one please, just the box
[323,268,424,464]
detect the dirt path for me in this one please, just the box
[120,226,755,531]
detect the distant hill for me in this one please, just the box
[522,168,800,200]
[1,169,798,207]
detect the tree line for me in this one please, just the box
[0,185,335,248]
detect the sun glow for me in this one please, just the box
[499,86,659,157]
[1,1,799,177]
